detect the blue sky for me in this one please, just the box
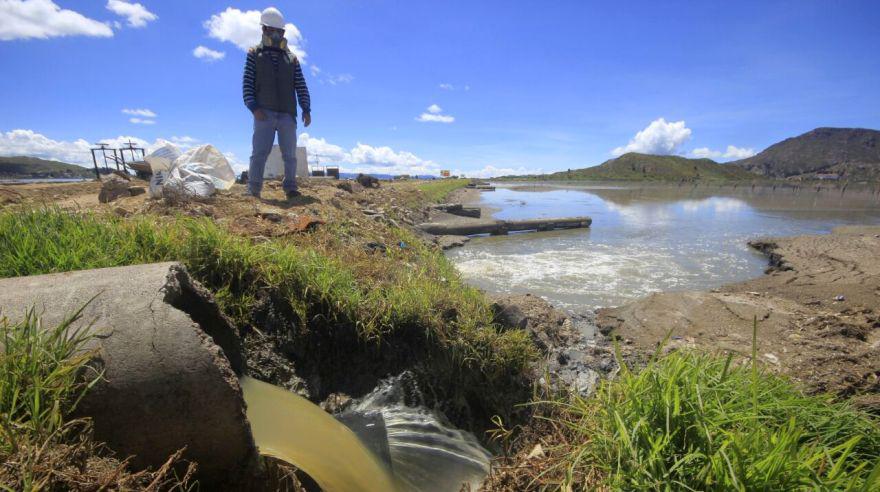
[1,0,878,177]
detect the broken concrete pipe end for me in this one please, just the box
[0,262,259,487]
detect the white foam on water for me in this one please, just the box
[449,238,758,310]
[348,374,493,492]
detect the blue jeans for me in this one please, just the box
[248,109,298,194]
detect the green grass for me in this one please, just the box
[550,349,880,491]
[415,178,470,202]
[0,208,536,420]
[0,306,96,490]
[0,306,97,458]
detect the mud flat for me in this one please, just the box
[598,225,880,404]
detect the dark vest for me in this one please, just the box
[254,47,297,115]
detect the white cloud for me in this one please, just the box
[299,132,441,175]
[439,83,454,90]
[128,117,154,125]
[223,151,245,172]
[417,114,455,123]
[193,45,225,61]
[611,118,692,156]
[0,129,93,163]
[326,73,353,85]
[690,147,721,159]
[416,104,454,124]
[169,135,197,147]
[0,130,237,171]
[691,145,756,161]
[105,0,156,28]
[204,7,306,61]
[0,0,113,41]
[122,108,156,118]
[720,145,756,160]
[309,65,352,85]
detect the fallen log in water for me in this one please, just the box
[419,216,591,236]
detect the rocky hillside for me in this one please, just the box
[523,153,755,182]
[731,127,880,180]
[0,156,94,179]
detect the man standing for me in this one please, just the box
[242,7,311,199]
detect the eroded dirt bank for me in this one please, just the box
[598,225,880,403]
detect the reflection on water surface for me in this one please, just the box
[447,183,880,310]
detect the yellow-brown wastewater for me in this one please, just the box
[241,375,492,492]
[240,376,399,491]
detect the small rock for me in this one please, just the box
[336,181,365,193]
[436,235,470,250]
[320,393,353,413]
[258,211,284,223]
[763,353,780,365]
[113,206,130,217]
[835,295,845,302]
[526,444,545,460]
[98,174,131,203]
[356,173,380,188]
[364,242,387,254]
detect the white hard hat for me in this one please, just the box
[260,7,285,30]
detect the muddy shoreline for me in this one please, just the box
[597,226,880,404]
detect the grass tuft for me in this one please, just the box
[548,350,880,490]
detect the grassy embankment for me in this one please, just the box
[0,200,535,422]
[0,306,193,490]
[414,178,471,203]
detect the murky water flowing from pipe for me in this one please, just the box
[240,376,399,492]
[241,375,492,491]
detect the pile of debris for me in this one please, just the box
[99,142,236,204]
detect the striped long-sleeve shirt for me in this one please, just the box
[242,47,311,115]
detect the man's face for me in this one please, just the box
[263,26,285,41]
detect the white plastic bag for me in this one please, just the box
[172,144,235,191]
[148,170,167,199]
[144,142,182,173]
[164,163,216,198]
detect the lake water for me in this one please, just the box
[446,183,880,312]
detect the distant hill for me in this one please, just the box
[731,128,880,180]
[506,153,755,182]
[0,156,94,179]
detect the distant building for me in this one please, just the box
[440,170,451,178]
[264,145,309,178]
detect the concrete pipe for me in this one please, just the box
[0,262,258,487]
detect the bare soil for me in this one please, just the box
[0,178,432,240]
[597,226,880,404]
